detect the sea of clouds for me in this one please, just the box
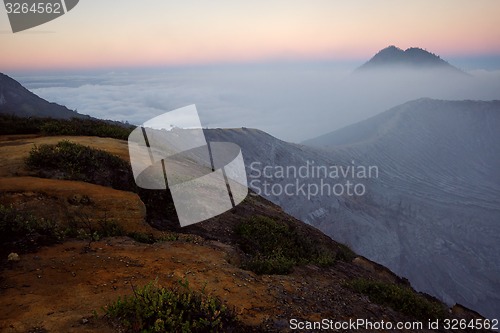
[14,63,500,142]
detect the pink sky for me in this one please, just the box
[1,1,499,70]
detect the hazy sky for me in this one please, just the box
[1,1,500,70]
[3,1,500,142]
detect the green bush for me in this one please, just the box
[243,251,296,275]
[0,114,43,134]
[98,219,126,238]
[335,243,356,262]
[105,279,240,333]
[39,118,133,140]
[0,114,133,140]
[347,278,447,320]
[26,140,134,191]
[127,232,156,244]
[235,216,336,274]
[0,204,64,254]
[0,204,129,254]
[66,215,126,241]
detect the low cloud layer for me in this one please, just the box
[15,64,500,142]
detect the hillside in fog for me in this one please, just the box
[355,45,466,74]
[207,99,500,320]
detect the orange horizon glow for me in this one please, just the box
[1,1,499,71]
[3,43,499,72]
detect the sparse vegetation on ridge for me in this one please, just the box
[235,215,342,274]
[26,140,134,191]
[0,204,64,255]
[0,204,129,255]
[347,278,447,320]
[0,114,132,140]
[66,212,126,250]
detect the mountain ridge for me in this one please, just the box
[299,98,500,320]
[302,98,500,148]
[355,45,466,74]
[0,72,89,120]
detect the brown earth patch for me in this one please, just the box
[0,237,419,333]
[0,177,151,236]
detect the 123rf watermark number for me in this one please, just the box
[5,2,62,14]
[441,318,498,330]
[3,0,79,33]
[289,318,499,331]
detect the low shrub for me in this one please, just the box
[0,204,64,255]
[127,232,156,244]
[105,279,240,332]
[235,215,336,274]
[26,140,134,191]
[347,278,447,320]
[0,114,43,134]
[66,214,126,246]
[243,251,296,275]
[40,118,132,140]
[335,243,356,262]
[0,114,132,140]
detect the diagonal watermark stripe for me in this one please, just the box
[128,105,248,227]
[3,0,79,33]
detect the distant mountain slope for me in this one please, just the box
[0,72,89,119]
[303,98,499,149]
[301,98,500,320]
[355,45,466,74]
[206,99,500,321]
